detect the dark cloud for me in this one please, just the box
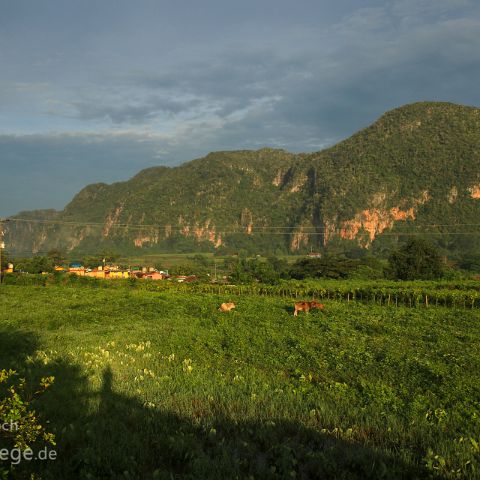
[0,134,172,216]
[69,96,202,124]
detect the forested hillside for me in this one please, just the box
[6,102,480,257]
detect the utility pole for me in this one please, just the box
[0,218,10,284]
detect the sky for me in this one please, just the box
[1,0,480,216]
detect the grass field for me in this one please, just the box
[109,252,305,272]
[1,283,479,479]
[118,252,215,269]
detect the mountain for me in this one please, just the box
[5,101,480,257]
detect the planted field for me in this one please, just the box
[0,284,479,479]
[151,279,480,309]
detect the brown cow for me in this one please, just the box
[293,300,324,316]
[218,302,236,312]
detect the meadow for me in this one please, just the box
[0,282,479,479]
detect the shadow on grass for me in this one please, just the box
[284,304,296,315]
[0,329,435,480]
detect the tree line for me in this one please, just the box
[2,239,479,282]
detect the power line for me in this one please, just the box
[7,217,480,232]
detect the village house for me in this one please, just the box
[143,272,168,280]
[107,270,130,279]
[67,263,173,280]
[68,263,86,275]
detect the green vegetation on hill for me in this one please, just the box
[6,102,480,258]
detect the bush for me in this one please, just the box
[2,274,47,286]
[387,239,444,280]
[228,257,280,284]
[0,370,56,478]
[289,256,359,280]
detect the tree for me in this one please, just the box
[82,256,101,268]
[289,256,359,280]
[457,253,480,273]
[227,257,280,284]
[47,248,66,266]
[387,239,444,280]
[100,250,120,264]
[266,255,289,275]
[12,256,55,274]
[29,256,55,274]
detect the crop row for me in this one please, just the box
[4,273,480,308]
[145,281,480,309]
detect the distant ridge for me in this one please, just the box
[6,101,480,256]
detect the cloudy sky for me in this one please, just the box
[1,0,479,216]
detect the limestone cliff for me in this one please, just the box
[5,102,480,255]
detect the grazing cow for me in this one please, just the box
[219,302,236,312]
[294,300,324,316]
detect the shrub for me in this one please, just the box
[0,370,56,478]
[387,239,444,280]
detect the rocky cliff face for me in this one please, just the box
[5,102,480,256]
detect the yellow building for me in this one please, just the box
[107,271,129,279]
[85,270,106,278]
[68,267,85,276]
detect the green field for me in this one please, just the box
[92,252,305,273]
[1,283,479,479]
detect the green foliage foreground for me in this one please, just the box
[0,284,479,479]
[0,370,56,479]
